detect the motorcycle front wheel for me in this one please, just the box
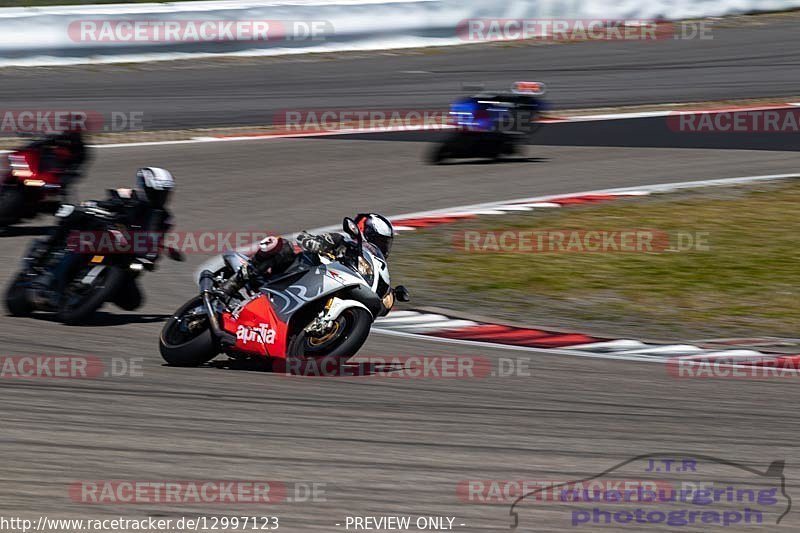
[284,307,372,375]
[159,296,219,367]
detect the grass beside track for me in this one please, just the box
[390,181,800,340]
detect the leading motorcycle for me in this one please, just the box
[429,81,547,164]
[159,218,410,372]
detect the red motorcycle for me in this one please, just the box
[0,131,88,228]
[159,218,409,372]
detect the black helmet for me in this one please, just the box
[135,167,174,208]
[356,213,394,257]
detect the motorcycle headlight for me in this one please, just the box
[357,256,374,285]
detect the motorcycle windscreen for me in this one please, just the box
[222,295,290,358]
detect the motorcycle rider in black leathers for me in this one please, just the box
[29,167,175,310]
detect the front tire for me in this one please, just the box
[285,307,372,375]
[159,296,219,367]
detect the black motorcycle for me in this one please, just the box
[5,202,182,324]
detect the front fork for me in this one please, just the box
[198,269,237,347]
[305,297,372,337]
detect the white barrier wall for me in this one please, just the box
[1,0,798,66]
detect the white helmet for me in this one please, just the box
[356,213,394,257]
[136,167,174,208]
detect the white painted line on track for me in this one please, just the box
[386,320,479,331]
[611,345,706,356]
[85,125,456,150]
[375,313,449,324]
[568,340,649,352]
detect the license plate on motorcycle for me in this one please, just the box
[90,255,105,263]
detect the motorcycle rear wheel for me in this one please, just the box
[159,296,219,367]
[428,143,452,165]
[55,264,125,325]
[5,273,34,317]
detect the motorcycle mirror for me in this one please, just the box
[394,285,410,302]
[343,217,360,238]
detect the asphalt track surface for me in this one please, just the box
[1,19,800,129]
[2,19,800,533]
[1,133,799,532]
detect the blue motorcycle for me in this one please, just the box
[429,82,547,164]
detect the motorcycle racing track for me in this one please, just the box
[3,17,800,531]
[1,131,800,532]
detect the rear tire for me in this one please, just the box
[428,143,451,165]
[55,265,125,325]
[159,296,219,367]
[5,273,33,317]
[0,185,25,227]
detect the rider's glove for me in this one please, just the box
[297,232,325,254]
[298,232,344,255]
